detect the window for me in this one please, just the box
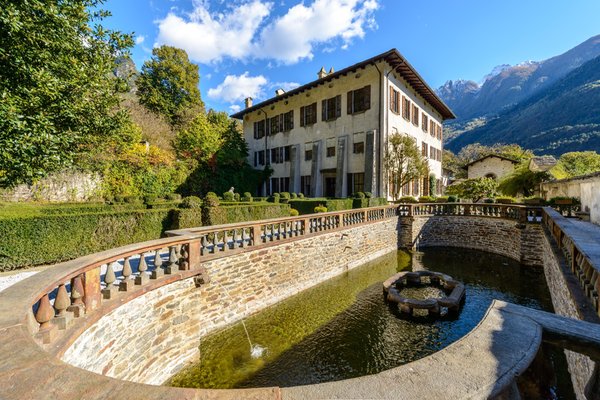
[270,147,287,164]
[326,146,336,157]
[412,179,420,196]
[347,85,371,114]
[421,143,428,158]
[300,103,317,126]
[280,177,290,192]
[430,120,435,135]
[284,146,290,162]
[350,173,364,196]
[412,104,419,126]
[283,110,294,131]
[422,177,429,196]
[301,175,312,196]
[256,150,265,166]
[254,151,258,167]
[353,141,364,154]
[437,124,443,141]
[422,113,429,133]
[322,95,341,121]
[402,96,411,120]
[305,149,313,161]
[389,87,400,114]
[271,177,280,194]
[253,120,265,139]
[269,115,281,135]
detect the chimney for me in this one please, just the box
[244,97,253,109]
[329,67,335,74]
[317,66,327,79]
[275,88,285,96]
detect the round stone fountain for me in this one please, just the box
[383,271,465,317]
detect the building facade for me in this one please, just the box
[465,155,518,181]
[231,49,455,199]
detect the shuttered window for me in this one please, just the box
[300,103,317,126]
[422,113,429,133]
[283,110,294,131]
[412,104,419,126]
[347,85,371,114]
[402,96,411,120]
[253,120,265,139]
[322,95,342,121]
[389,87,400,114]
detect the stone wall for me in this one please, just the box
[61,218,400,385]
[400,215,544,267]
[0,170,101,202]
[540,229,599,400]
[541,172,600,226]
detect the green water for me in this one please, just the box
[168,248,574,398]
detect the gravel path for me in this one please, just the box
[0,271,40,293]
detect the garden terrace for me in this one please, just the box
[1,204,600,399]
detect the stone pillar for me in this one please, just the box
[290,144,301,194]
[83,269,101,312]
[335,135,348,198]
[364,130,378,196]
[311,140,322,197]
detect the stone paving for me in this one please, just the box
[0,270,39,293]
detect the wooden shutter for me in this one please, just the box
[335,95,341,118]
[321,100,327,121]
[363,85,371,110]
[347,91,353,114]
[389,87,394,112]
[300,106,305,127]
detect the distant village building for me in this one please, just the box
[231,49,455,199]
[464,155,518,180]
[529,156,558,172]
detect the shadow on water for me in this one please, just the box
[168,247,575,398]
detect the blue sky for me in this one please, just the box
[102,0,600,113]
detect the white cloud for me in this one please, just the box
[271,81,300,92]
[156,0,271,64]
[259,0,379,64]
[135,35,146,45]
[155,0,379,64]
[207,72,268,103]
[229,104,242,113]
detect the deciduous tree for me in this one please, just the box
[0,0,133,187]
[385,134,429,200]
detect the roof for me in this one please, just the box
[529,156,557,172]
[230,48,456,121]
[463,154,519,170]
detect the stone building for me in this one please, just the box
[465,155,518,180]
[230,49,455,199]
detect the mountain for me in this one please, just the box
[439,34,600,122]
[114,56,138,92]
[446,55,600,156]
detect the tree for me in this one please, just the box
[137,46,204,128]
[384,134,429,200]
[446,178,498,202]
[498,165,548,197]
[551,151,600,179]
[457,143,534,165]
[442,149,465,179]
[0,1,133,187]
[174,112,224,163]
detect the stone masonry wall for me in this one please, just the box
[61,218,400,385]
[540,230,597,400]
[400,216,544,267]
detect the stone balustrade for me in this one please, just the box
[543,207,600,318]
[398,202,543,222]
[28,205,399,351]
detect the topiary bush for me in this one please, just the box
[364,192,373,198]
[267,193,280,203]
[447,195,458,203]
[314,205,328,213]
[397,196,418,203]
[418,196,436,203]
[124,195,142,204]
[289,208,299,216]
[496,196,516,204]
[297,193,305,199]
[203,203,291,225]
[242,192,253,202]
[204,192,220,207]
[353,192,365,199]
[290,193,298,199]
[222,191,235,202]
[143,194,158,204]
[279,192,291,204]
[179,196,202,209]
[166,193,182,201]
[234,193,241,202]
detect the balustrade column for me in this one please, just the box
[187,239,201,269]
[68,274,85,317]
[83,267,101,312]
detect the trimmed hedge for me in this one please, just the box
[0,209,174,271]
[290,198,386,215]
[172,209,203,230]
[203,203,291,226]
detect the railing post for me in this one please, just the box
[519,208,527,223]
[188,239,201,269]
[83,268,101,312]
[464,204,471,216]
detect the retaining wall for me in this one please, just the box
[62,218,400,385]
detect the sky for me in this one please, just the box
[102,0,600,114]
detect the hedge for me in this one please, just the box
[0,209,174,271]
[203,203,291,226]
[289,198,386,215]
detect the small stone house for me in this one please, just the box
[465,155,518,180]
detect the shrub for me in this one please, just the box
[204,192,220,207]
[289,208,299,216]
[166,193,182,201]
[368,197,389,207]
[290,193,298,199]
[483,198,495,203]
[114,195,125,203]
[525,197,547,205]
[234,193,241,202]
[267,193,280,203]
[203,203,291,225]
[496,196,515,204]
[352,198,369,209]
[179,196,202,209]
[124,195,142,204]
[242,192,253,202]
[143,194,158,204]
[222,191,235,202]
[173,208,202,229]
[397,196,418,203]
[297,193,305,199]
[418,196,436,203]
[353,192,365,199]
[447,196,458,203]
[435,196,449,203]
[279,192,291,204]
[364,192,373,198]
[314,205,328,213]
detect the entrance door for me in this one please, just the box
[325,177,336,198]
